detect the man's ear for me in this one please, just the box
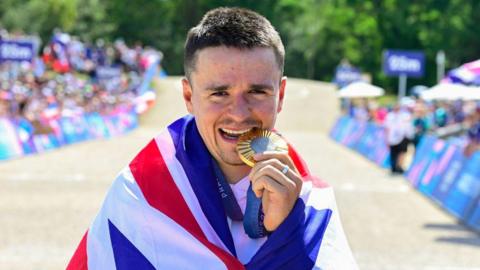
[277,76,287,113]
[182,77,194,114]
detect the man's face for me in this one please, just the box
[182,46,286,169]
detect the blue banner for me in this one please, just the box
[356,123,377,157]
[371,128,390,168]
[431,148,467,204]
[412,139,447,189]
[329,116,349,142]
[417,141,456,197]
[383,50,425,77]
[345,121,367,149]
[15,118,37,155]
[330,117,390,168]
[442,152,480,219]
[85,113,111,139]
[405,136,437,186]
[339,119,360,145]
[466,199,480,231]
[60,115,91,144]
[0,118,23,160]
[0,39,35,62]
[329,116,480,232]
[33,133,61,153]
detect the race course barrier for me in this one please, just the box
[330,116,480,232]
[0,109,138,161]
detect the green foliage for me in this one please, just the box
[71,0,114,43]
[1,0,77,43]
[1,0,479,92]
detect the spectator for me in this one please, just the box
[384,104,414,174]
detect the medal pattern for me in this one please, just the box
[237,128,288,167]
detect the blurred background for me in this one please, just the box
[0,1,479,269]
[1,0,479,90]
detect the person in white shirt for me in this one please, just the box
[384,104,414,174]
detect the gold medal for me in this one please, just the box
[237,128,288,167]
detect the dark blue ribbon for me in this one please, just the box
[211,159,243,221]
[244,183,268,238]
[212,159,267,238]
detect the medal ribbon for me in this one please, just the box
[212,159,267,238]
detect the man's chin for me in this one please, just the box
[219,154,247,167]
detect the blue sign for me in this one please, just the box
[383,50,425,77]
[334,66,362,88]
[0,39,35,62]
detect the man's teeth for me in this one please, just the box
[221,128,252,136]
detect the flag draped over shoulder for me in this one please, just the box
[67,115,357,270]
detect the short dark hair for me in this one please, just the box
[184,7,285,79]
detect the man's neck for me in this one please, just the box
[218,163,251,184]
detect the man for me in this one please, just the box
[384,104,414,174]
[68,7,357,269]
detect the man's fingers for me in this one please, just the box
[252,164,297,190]
[249,158,302,194]
[249,155,297,179]
[252,175,289,197]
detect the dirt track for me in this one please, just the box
[0,77,479,270]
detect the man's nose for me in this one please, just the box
[228,95,251,121]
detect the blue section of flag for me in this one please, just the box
[246,200,332,269]
[108,220,155,270]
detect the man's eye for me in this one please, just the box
[211,91,228,97]
[249,89,266,94]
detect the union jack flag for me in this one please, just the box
[67,116,357,269]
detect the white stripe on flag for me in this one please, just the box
[301,185,358,270]
[87,167,228,269]
[155,131,230,253]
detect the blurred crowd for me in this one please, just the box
[0,29,162,134]
[344,97,480,173]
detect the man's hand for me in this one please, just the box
[248,151,303,232]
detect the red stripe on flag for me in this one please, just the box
[129,139,244,270]
[288,142,329,188]
[67,231,88,270]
